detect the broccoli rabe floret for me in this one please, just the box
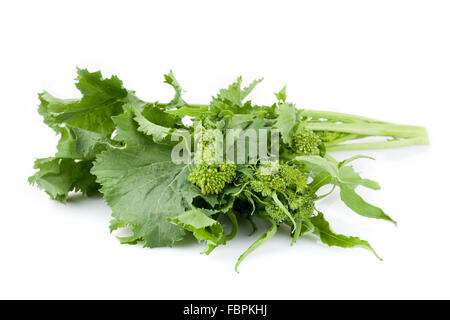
[188,163,237,195]
[265,203,286,224]
[265,194,314,224]
[249,162,308,196]
[285,189,315,217]
[292,126,322,155]
[245,162,315,225]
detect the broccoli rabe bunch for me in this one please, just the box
[30,69,428,272]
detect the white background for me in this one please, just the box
[1,0,449,299]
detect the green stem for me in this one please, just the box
[271,192,296,232]
[156,102,206,109]
[298,109,388,123]
[226,210,238,241]
[304,122,427,139]
[324,134,366,146]
[326,136,429,152]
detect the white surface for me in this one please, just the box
[1,0,449,299]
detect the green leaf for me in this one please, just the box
[37,93,78,132]
[339,165,380,190]
[111,112,150,146]
[309,169,333,192]
[227,114,256,130]
[310,212,381,260]
[164,70,187,109]
[295,155,337,193]
[169,208,226,254]
[241,78,263,100]
[109,218,128,233]
[55,126,80,159]
[218,76,244,107]
[214,76,262,109]
[121,93,183,143]
[92,145,201,247]
[55,126,110,160]
[91,119,203,247]
[32,69,123,201]
[235,222,277,272]
[339,183,396,225]
[291,217,315,245]
[274,103,297,146]
[29,157,99,202]
[275,85,287,103]
[134,108,170,142]
[71,127,110,159]
[296,155,393,224]
[38,68,128,136]
[294,155,339,178]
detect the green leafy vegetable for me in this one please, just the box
[30,68,429,271]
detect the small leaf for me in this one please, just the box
[241,78,263,100]
[215,76,262,109]
[310,212,382,260]
[169,209,225,254]
[274,103,297,146]
[339,166,381,190]
[275,85,287,103]
[164,70,187,109]
[235,222,277,272]
[339,183,396,225]
[295,155,339,179]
